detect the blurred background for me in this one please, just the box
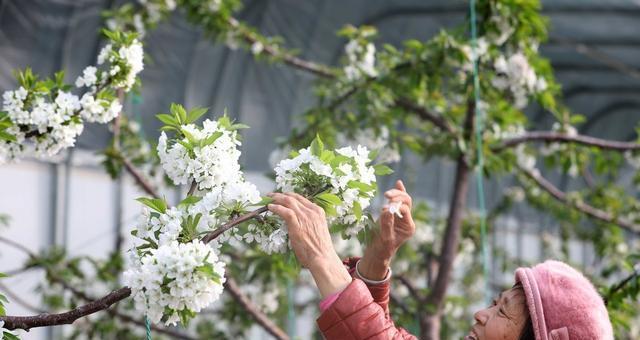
[1,0,639,339]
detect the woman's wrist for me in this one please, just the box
[359,248,392,281]
[308,254,352,298]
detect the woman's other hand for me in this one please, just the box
[360,180,416,280]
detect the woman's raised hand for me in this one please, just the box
[360,180,416,280]
[267,192,352,297]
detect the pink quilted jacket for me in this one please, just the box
[316,258,417,340]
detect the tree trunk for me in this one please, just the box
[420,313,441,340]
[420,101,475,340]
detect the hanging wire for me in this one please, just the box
[469,0,492,306]
[145,315,152,340]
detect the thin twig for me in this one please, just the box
[394,97,456,134]
[228,17,334,79]
[187,180,197,196]
[121,156,159,198]
[389,293,411,315]
[394,275,423,303]
[201,206,268,243]
[0,281,45,314]
[496,131,640,152]
[605,270,640,304]
[521,167,640,234]
[223,276,289,340]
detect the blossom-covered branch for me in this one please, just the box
[0,30,143,163]
[497,131,640,152]
[520,167,640,234]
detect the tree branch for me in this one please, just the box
[521,167,640,234]
[201,206,268,243]
[0,287,132,330]
[394,97,456,135]
[223,276,289,340]
[394,275,424,303]
[389,292,411,315]
[496,131,640,152]
[121,156,159,198]
[228,17,335,79]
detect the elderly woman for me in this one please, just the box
[267,180,613,340]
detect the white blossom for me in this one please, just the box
[515,144,536,171]
[503,186,525,203]
[493,51,545,109]
[124,240,226,326]
[79,93,122,123]
[344,40,377,81]
[388,201,403,218]
[336,127,400,163]
[273,143,377,239]
[157,119,245,191]
[251,42,264,55]
[75,66,98,88]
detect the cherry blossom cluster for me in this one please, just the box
[1,85,84,162]
[0,31,144,164]
[340,26,378,81]
[123,240,226,326]
[273,137,389,239]
[125,106,264,325]
[156,112,247,192]
[344,40,377,81]
[336,127,400,164]
[492,51,547,109]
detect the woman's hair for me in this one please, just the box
[512,282,535,340]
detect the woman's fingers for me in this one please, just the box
[379,206,394,234]
[384,190,412,207]
[395,180,406,192]
[269,192,304,212]
[284,192,319,212]
[267,204,297,227]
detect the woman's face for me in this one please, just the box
[465,286,529,340]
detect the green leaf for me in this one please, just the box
[347,180,376,193]
[0,131,16,142]
[159,126,179,132]
[156,113,178,126]
[230,123,250,130]
[353,200,362,220]
[136,197,167,213]
[3,331,20,340]
[178,196,202,207]
[170,103,187,124]
[253,196,274,206]
[310,135,324,157]
[218,114,231,129]
[373,164,394,176]
[178,308,196,326]
[330,154,351,168]
[187,107,208,123]
[368,149,380,161]
[0,273,7,279]
[316,192,342,205]
[320,149,334,163]
[200,131,223,148]
[180,127,197,144]
[196,264,221,284]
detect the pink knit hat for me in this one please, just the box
[514,260,614,340]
